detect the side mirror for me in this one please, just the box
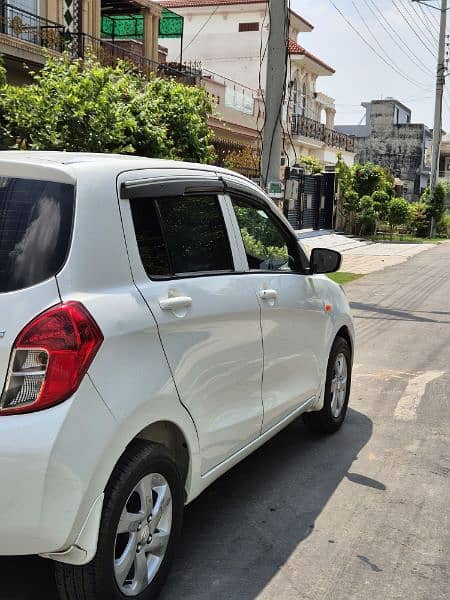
[310,248,342,274]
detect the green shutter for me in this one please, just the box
[101,15,144,40]
[100,9,183,40]
[159,8,184,39]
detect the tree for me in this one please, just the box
[428,183,446,236]
[418,184,447,237]
[0,54,214,163]
[388,197,410,232]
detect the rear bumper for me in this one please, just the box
[0,376,116,556]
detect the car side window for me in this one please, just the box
[129,197,171,278]
[231,197,303,272]
[130,194,234,278]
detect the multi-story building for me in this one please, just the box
[0,0,165,84]
[158,0,355,169]
[439,135,450,209]
[336,98,432,201]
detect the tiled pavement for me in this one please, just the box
[297,230,439,274]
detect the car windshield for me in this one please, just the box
[0,176,74,293]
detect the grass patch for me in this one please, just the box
[370,234,446,244]
[328,272,364,285]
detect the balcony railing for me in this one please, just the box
[0,2,65,51]
[292,114,355,153]
[71,33,200,83]
[0,3,199,84]
[439,170,450,179]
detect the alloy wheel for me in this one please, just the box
[114,473,173,596]
[330,352,348,418]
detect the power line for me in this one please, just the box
[391,0,436,58]
[328,0,431,90]
[400,0,438,48]
[365,0,434,76]
[352,0,431,80]
[418,2,441,36]
[180,4,220,56]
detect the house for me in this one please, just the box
[336,99,432,201]
[0,0,167,84]
[158,0,355,170]
[439,135,450,208]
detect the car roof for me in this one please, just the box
[0,151,244,178]
[0,151,270,208]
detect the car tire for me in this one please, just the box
[55,440,184,600]
[302,336,352,434]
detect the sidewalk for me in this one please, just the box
[297,230,437,274]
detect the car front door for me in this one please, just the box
[119,172,264,474]
[228,192,330,432]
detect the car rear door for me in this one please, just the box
[225,187,330,432]
[118,171,264,475]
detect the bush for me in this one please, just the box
[428,183,447,223]
[371,190,390,222]
[342,190,360,233]
[0,53,214,163]
[409,201,429,237]
[388,197,410,231]
[297,155,323,174]
[358,195,377,235]
[0,56,5,87]
[437,211,450,236]
[353,162,393,197]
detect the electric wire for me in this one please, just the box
[257,1,270,176]
[180,4,220,56]
[285,0,299,167]
[328,0,432,90]
[391,0,436,58]
[418,2,441,37]
[364,0,434,76]
[352,0,431,80]
[263,0,290,185]
[399,0,438,48]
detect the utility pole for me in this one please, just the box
[261,0,289,195]
[429,0,447,192]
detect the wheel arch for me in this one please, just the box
[336,325,354,359]
[134,420,191,498]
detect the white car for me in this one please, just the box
[0,152,354,600]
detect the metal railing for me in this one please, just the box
[72,33,199,83]
[291,114,355,152]
[0,3,199,84]
[439,170,450,179]
[0,2,65,51]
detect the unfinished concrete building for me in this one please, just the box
[336,99,431,201]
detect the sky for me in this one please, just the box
[292,0,449,132]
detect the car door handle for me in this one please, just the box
[159,296,193,311]
[259,289,278,301]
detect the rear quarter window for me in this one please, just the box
[0,177,74,293]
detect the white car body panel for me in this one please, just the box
[0,152,354,565]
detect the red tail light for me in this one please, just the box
[0,302,103,415]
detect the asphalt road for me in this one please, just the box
[1,242,449,600]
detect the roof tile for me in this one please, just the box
[288,39,335,73]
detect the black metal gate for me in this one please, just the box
[284,168,336,231]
